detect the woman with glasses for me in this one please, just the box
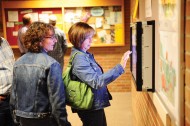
[10,22,71,126]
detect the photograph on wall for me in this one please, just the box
[158,31,178,107]
[157,0,182,125]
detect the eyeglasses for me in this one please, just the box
[44,35,56,40]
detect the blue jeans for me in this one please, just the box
[0,96,15,126]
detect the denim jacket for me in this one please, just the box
[71,47,124,110]
[10,51,70,126]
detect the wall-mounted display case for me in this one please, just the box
[1,0,125,48]
[130,20,155,92]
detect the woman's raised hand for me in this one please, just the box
[120,51,132,69]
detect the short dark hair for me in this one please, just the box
[22,14,32,25]
[23,22,55,53]
[49,14,57,26]
[68,22,95,49]
[0,37,2,46]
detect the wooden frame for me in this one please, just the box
[1,0,125,48]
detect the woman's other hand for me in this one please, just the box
[120,51,132,69]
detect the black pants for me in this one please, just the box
[0,95,15,126]
[77,109,107,126]
[19,117,57,126]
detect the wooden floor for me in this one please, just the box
[66,92,133,126]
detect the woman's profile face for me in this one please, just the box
[40,30,57,52]
[81,34,93,52]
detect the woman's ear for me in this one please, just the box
[39,41,43,47]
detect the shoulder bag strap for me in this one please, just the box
[69,52,81,64]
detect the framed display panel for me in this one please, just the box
[130,20,155,92]
[130,21,142,91]
[64,6,124,47]
[1,0,125,48]
[157,0,184,125]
